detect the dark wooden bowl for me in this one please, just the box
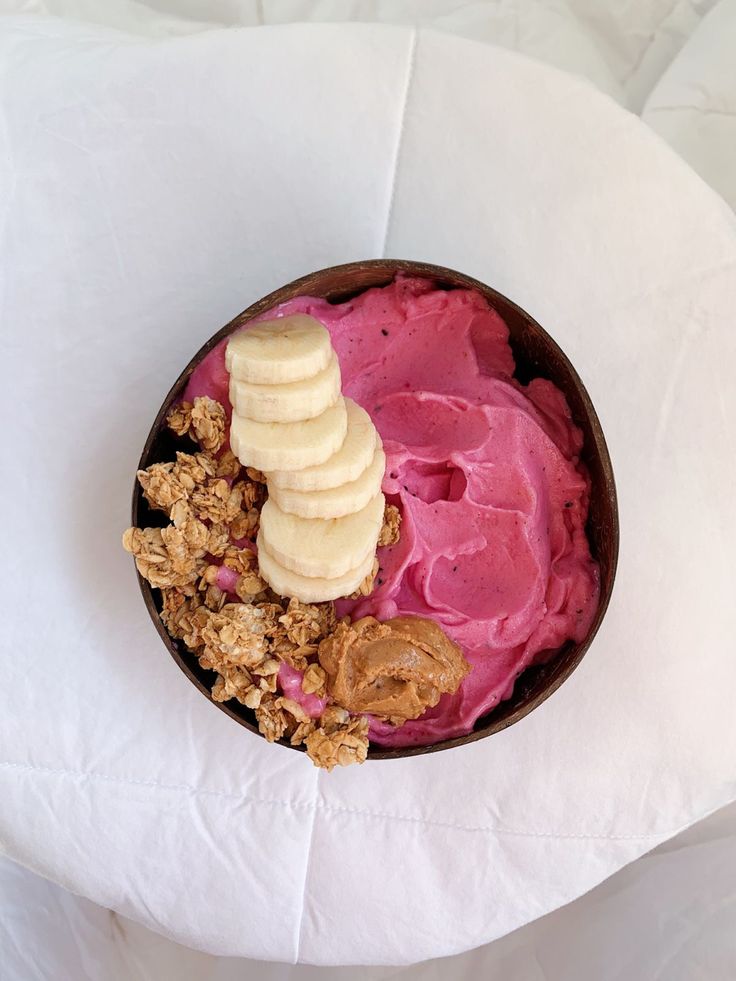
[132,260,618,760]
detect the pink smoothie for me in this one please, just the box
[184,276,600,748]
[278,662,328,719]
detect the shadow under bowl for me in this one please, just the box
[132,259,619,760]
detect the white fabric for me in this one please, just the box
[643,0,736,212]
[0,0,724,109]
[2,9,736,971]
[4,801,736,979]
[3,0,735,210]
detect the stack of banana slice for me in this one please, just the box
[226,314,385,602]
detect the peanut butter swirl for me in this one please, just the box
[318,616,470,724]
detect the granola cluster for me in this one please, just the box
[124,400,265,596]
[305,707,370,771]
[272,598,336,670]
[378,504,401,547]
[350,557,380,599]
[137,449,263,541]
[157,588,350,759]
[167,396,227,453]
[123,396,409,771]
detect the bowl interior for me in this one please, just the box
[133,259,618,759]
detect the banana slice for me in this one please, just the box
[267,399,378,491]
[230,397,347,472]
[269,447,386,519]
[226,315,332,384]
[259,493,384,578]
[229,353,341,423]
[257,535,375,603]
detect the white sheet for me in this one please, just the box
[4,0,733,207]
[643,0,736,211]
[1,3,735,977]
[4,801,736,979]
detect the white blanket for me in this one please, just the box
[1,3,735,977]
[2,0,733,205]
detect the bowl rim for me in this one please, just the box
[132,258,619,760]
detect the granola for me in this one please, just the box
[212,665,261,708]
[305,710,370,771]
[221,546,261,577]
[350,557,379,598]
[202,583,227,611]
[256,657,281,693]
[216,546,267,599]
[254,694,318,747]
[199,603,269,671]
[229,507,260,542]
[277,696,312,724]
[167,396,226,453]
[166,401,194,437]
[190,396,226,452]
[173,451,217,490]
[276,697,317,746]
[122,525,208,590]
[215,449,242,479]
[169,499,211,547]
[255,692,289,743]
[289,718,317,747]
[190,478,245,524]
[136,462,187,514]
[234,478,266,512]
[279,598,336,648]
[206,521,231,557]
[136,452,224,518]
[301,663,327,698]
[378,503,401,547]
[160,588,210,647]
[235,571,266,602]
[263,598,338,671]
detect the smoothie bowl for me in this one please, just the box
[125,260,618,768]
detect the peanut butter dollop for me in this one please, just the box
[318,616,471,724]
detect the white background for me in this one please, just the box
[1,1,735,978]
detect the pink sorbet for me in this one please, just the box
[184,276,600,748]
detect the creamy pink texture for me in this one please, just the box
[185,277,600,748]
[278,662,328,718]
[215,565,240,594]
